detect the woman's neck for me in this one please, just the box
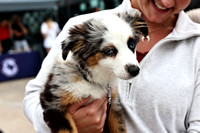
[136,15,177,54]
[144,14,177,34]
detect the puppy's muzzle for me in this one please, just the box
[126,65,140,77]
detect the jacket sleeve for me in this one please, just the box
[22,19,72,132]
[23,42,61,132]
[22,12,109,132]
[23,79,51,133]
[187,68,200,132]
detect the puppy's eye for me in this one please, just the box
[103,47,118,56]
[127,38,136,51]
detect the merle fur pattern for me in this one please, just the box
[40,12,148,133]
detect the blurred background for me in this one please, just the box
[0,0,199,133]
[0,0,123,82]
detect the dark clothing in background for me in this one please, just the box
[12,23,26,40]
[1,39,13,53]
[185,0,200,11]
[0,21,13,54]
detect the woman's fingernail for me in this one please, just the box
[83,94,89,98]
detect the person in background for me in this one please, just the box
[41,15,60,54]
[12,15,31,53]
[23,0,200,132]
[0,17,13,54]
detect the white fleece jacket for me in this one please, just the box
[23,0,200,132]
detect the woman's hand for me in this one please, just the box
[68,96,108,133]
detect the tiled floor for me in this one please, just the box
[0,77,36,133]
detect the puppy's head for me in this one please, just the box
[62,12,148,80]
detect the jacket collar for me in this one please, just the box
[171,11,200,38]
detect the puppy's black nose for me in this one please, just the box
[126,65,140,77]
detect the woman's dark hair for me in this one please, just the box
[43,14,54,22]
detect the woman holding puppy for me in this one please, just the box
[23,0,200,132]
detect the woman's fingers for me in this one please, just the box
[67,96,91,114]
[67,95,108,133]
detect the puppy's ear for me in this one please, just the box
[61,39,73,60]
[61,23,87,60]
[118,12,148,38]
[133,16,148,38]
